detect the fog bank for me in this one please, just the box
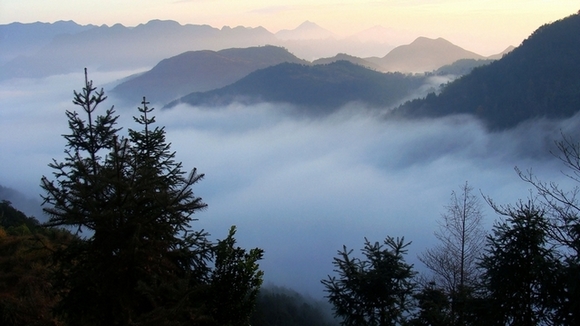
[1,72,578,297]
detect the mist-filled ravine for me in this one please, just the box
[1,69,578,299]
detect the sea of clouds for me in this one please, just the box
[1,70,578,297]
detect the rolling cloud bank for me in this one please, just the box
[1,71,578,297]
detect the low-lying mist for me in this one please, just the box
[1,71,578,298]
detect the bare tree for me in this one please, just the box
[419,182,486,324]
[517,133,580,255]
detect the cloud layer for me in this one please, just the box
[1,72,578,297]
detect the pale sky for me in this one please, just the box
[1,0,578,56]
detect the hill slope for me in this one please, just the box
[312,53,384,71]
[112,46,308,103]
[166,60,425,114]
[394,13,580,130]
[367,37,485,73]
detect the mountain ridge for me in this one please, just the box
[165,60,426,113]
[393,13,580,130]
[112,45,309,104]
[366,36,485,73]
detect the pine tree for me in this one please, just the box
[480,200,559,325]
[40,71,262,325]
[322,236,416,326]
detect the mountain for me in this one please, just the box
[312,53,384,71]
[0,20,279,80]
[165,60,425,114]
[393,13,580,130]
[112,46,309,104]
[434,59,494,76]
[0,184,44,221]
[0,20,95,65]
[487,45,516,60]
[275,21,336,40]
[366,37,485,73]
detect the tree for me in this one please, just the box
[407,282,451,326]
[321,236,416,326]
[0,202,73,326]
[480,200,559,325]
[418,182,485,324]
[208,226,264,326]
[517,133,580,324]
[40,70,263,325]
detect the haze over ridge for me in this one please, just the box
[2,10,580,300]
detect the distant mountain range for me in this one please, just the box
[0,20,505,80]
[5,14,579,131]
[0,20,277,80]
[112,46,309,104]
[312,54,384,71]
[109,35,502,106]
[165,60,426,113]
[275,21,336,40]
[393,13,580,130]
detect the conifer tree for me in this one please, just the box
[322,236,416,326]
[480,200,559,325]
[40,71,263,325]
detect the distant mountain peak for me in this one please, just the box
[411,36,451,45]
[394,13,580,130]
[275,21,335,40]
[296,20,318,28]
[365,37,484,73]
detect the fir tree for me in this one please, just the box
[41,70,263,325]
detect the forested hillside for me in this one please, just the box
[167,60,425,113]
[395,13,580,130]
[112,45,309,103]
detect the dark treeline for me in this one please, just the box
[322,140,580,325]
[395,13,580,130]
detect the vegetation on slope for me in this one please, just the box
[395,13,580,130]
[168,60,425,114]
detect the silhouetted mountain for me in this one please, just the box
[394,13,580,130]
[434,59,494,77]
[312,53,383,71]
[166,61,425,114]
[487,45,516,60]
[0,184,44,221]
[275,21,336,40]
[112,46,309,104]
[366,37,485,73]
[0,20,94,65]
[0,20,279,80]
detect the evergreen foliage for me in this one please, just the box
[407,283,451,326]
[39,70,263,325]
[396,13,580,129]
[167,61,425,113]
[0,200,41,232]
[0,202,73,326]
[250,286,337,326]
[480,200,559,325]
[321,236,416,326]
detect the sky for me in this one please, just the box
[1,0,579,55]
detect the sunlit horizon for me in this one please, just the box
[1,0,578,56]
